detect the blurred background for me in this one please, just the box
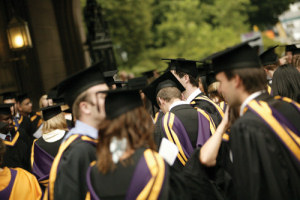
[0,0,299,105]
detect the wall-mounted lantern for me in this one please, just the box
[6,17,32,50]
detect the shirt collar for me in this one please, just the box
[186,88,201,103]
[239,90,265,116]
[0,133,6,140]
[169,100,188,111]
[63,120,98,141]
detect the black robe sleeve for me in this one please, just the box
[54,139,96,200]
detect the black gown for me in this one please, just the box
[46,134,97,200]
[86,148,188,200]
[230,93,300,200]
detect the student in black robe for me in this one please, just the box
[0,104,31,171]
[143,71,215,170]
[45,63,109,200]
[163,58,224,127]
[31,105,68,190]
[86,89,187,200]
[202,41,300,200]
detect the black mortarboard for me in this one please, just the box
[100,89,143,120]
[16,93,30,103]
[259,45,278,66]
[41,104,62,121]
[0,104,14,115]
[141,70,156,79]
[0,91,17,101]
[127,77,148,90]
[143,71,185,108]
[103,70,118,87]
[57,63,106,107]
[285,44,297,52]
[206,43,261,73]
[114,81,128,88]
[161,58,198,78]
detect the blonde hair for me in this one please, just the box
[39,95,47,108]
[207,82,224,103]
[42,112,68,134]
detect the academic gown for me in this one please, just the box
[86,148,188,200]
[31,131,66,188]
[28,112,43,134]
[230,93,300,200]
[153,110,164,147]
[46,134,97,200]
[157,104,213,170]
[190,93,223,127]
[0,167,42,200]
[14,115,34,145]
[2,129,31,172]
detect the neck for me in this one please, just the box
[119,148,135,161]
[183,85,198,100]
[239,90,252,105]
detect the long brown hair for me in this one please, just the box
[97,106,155,174]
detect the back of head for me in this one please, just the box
[157,87,182,104]
[42,112,68,134]
[272,64,300,102]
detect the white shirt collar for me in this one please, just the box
[0,133,6,140]
[169,100,188,111]
[240,90,265,116]
[186,88,201,103]
[42,129,66,142]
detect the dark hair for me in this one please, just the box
[224,67,267,94]
[272,64,300,103]
[97,106,156,174]
[175,71,199,87]
[0,139,5,166]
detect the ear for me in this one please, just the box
[233,74,242,89]
[79,101,91,115]
[16,103,22,111]
[184,74,190,84]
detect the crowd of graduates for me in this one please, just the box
[0,39,300,200]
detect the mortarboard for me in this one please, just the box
[103,70,118,87]
[100,89,143,120]
[41,104,62,121]
[57,62,106,107]
[127,77,148,90]
[141,70,156,79]
[143,71,185,108]
[16,93,30,103]
[0,91,17,101]
[285,44,297,52]
[0,104,14,115]
[161,58,198,78]
[206,43,261,73]
[259,45,278,66]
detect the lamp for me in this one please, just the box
[6,17,32,50]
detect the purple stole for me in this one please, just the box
[0,169,17,199]
[32,142,54,186]
[246,99,300,163]
[161,111,211,166]
[86,149,167,200]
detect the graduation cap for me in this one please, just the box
[143,71,185,108]
[114,80,128,88]
[16,93,30,103]
[141,70,156,79]
[206,42,261,73]
[161,58,198,78]
[259,45,278,66]
[103,70,118,87]
[127,77,148,90]
[100,89,143,120]
[41,104,62,121]
[285,44,297,52]
[0,91,17,101]
[0,104,14,115]
[57,62,106,107]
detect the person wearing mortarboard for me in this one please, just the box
[16,93,43,140]
[0,137,42,199]
[163,58,224,127]
[31,105,68,192]
[143,71,215,171]
[259,45,280,94]
[141,69,160,84]
[200,41,300,200]
[103,70,118,89]
[45,63,109,200]
[0,104,31,172]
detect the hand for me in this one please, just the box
[220,106,229,127]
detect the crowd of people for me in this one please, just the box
[0,40,299,200]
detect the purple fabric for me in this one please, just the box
[196,112,212,147]
[32,143,54,183]
[125,155,152,200]
[0,168,17,199]
[247,102,300,164]
[86,166,100,200]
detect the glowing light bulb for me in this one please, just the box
[14,35,24,47]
